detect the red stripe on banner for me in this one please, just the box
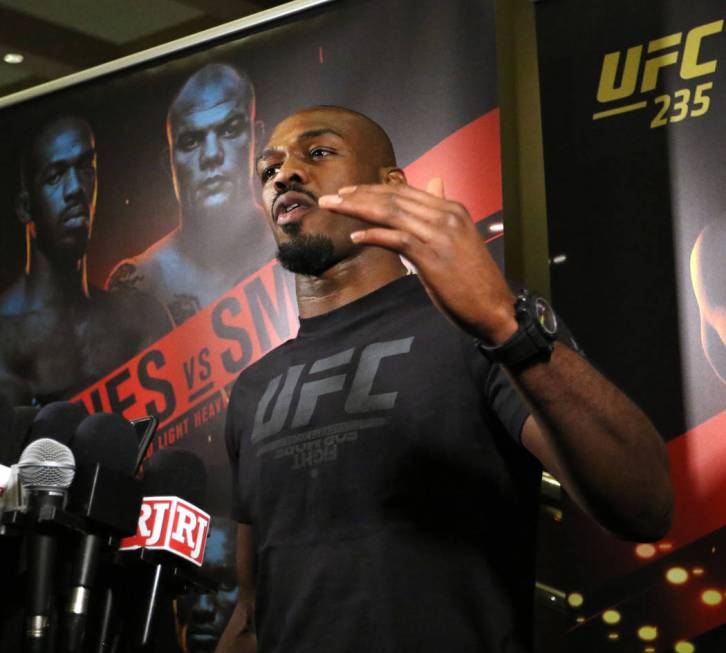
[665,410,726,547]
[403,109,502,224]
[72,260,299,427]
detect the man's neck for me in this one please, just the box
[25,245,89,309]
[295,249,408,319]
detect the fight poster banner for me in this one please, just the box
[0,1,503,650]
[536,1,726,651]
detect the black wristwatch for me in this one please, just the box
[476,290,558,368]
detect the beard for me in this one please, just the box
[276,226,339,276]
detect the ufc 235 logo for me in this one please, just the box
[251,336,414,442]
[594,19,723,127]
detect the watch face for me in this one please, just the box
[535,297,558,337]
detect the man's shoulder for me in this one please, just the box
[106,256,154,294]
[91,282,167,315]
[89,282,172,342]
[105,234,181,293]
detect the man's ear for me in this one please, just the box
[15,191,31,225]
[381,167,406,185]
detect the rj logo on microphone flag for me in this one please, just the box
[119,496,210,566]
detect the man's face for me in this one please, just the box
[169,82,253,222]
[256,108,385,275]
[175,523,239,653]
[26,118,97,260]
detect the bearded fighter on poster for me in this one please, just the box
[0,116,171,407]
[106,64,274,326]
[219,106,672,653]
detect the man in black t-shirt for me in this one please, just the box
[219,106,672,653]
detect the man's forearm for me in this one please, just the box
[316,180,673,541]
[514,343,672,542]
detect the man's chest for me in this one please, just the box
[232,323,495,537]
[7,305,142,394]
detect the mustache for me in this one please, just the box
[281,222,302,236]
[273,183,318,208]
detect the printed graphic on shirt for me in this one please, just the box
[250,336,414,471]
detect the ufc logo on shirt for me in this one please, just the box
[251,336,414,442]
[119,496,210,566]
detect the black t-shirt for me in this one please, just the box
[226,275,541,653]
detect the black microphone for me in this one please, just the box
[28,402,87,447]
[62,413,139,653]
[123,448,209,651]
[17,437,76,653]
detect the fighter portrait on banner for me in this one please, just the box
[0,115,172,407]
[106,64,275,326]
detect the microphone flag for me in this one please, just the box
[119,496,210,566]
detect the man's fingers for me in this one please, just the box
[319,192,438,239]
[350,227,425,257]
[328,182,462,213]
[319,187,467,231]
[426,177,445,198]
[319,194,462,246]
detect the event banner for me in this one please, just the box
[0,0,503,650]
[536,1,726,651]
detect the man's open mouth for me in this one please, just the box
[273,191,316,225]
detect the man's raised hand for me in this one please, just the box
[318,178,517,344]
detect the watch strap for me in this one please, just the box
[476,291,556,368]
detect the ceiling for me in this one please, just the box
[0,0,288,100]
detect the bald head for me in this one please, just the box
[258,105,405,277]
[288,105,396,168]
[166,63,257,223]
[168,63,254,125]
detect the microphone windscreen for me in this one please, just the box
[18,438,76,491]
[72,413,137,475]
[28,401,86,446]
[143,448,207,508]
